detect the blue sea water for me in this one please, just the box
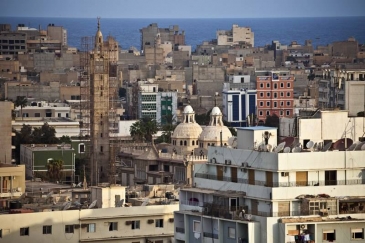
[1,17,364,51]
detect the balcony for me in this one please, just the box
[203,232,219,239]
[195,172,365,188]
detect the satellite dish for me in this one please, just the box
[312,142,318,151]
[259,142,266,151]
[283,147,291,153]
[347,142,357,151]
[244,214,252,221]
[274,142,286,153]
[266,144,273,152]
[141,198,150,206]
[306,141,314,149]
[280,137,295,148]
[46,191,53,199]
[355,142,365,151]
[361,144,365,151]
[63,201,72,211]
[322,142,332,152]
[88,200,97,209]
[73,201,81,208]
[333,138,353,151]
[116,199,125,207]
[292,147,302,153]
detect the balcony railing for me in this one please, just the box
[176,227,185,233]
[195,173,365,188]
[203,232,219,239]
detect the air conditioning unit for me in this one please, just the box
[225,160,231,165]
[169,218,174,223]
[241,162,248,168]
[281,172,289,177]
[147,219,154,224]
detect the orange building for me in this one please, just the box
[256,71,294,122]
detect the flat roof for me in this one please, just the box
[237,126,277,131]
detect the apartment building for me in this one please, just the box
[256,70,294,122]
[175,122,365,243]
[0,101,14,164]
[217,24,254,47]
[0,164,25,208]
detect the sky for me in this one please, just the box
[1,0,365,18]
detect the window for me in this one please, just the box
[274,93,277,98]
[351,228,364,239]
[287,101,291,106]
[260,83,263,88]
[280,92,284,97]
[58,113,61,117]
[325,170,337,185]
[155,219,163,228]
[286,110,290,116]
[65,225,74,234]
[259,111,263,116]
[267,92,271,97]
[266,101,270,107]
[43,225,52,234]
[266,110,270,115]
[109,222,118,231]
[0,229,2,238]
[79,143,85,153]
[287,82,291,88]
[35,113,41,117]
[20,227,29,236]
[274,102,277,108]
[260,92,264,97]
[131,221,140,230]
[100,133,103,138]
[228,227,236,239]
[323,230,335,241]
[266,83,270,88]
[280,82,284,88]
[193,220,201,233]
[100,146,103,153]
[280,101,284,107]
[280,110,284,116]
[87,223,96,233]
[259,101,263,107]
[287,92,291,97]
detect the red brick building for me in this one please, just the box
[256,71,294,122]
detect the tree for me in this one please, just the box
[13,125,33,164]
[46,159,64,182]
[130,117,158,142]
[14,96,27,120]
[59,135,71,144]
[264,114,280,128]
[156,114,177,144]
[32,122,59,144]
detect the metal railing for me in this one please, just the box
[195,173,365,188]
[176,227,185,233]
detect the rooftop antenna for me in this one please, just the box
[88,200,97,209]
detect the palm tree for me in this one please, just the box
[14,96,27,120]
[130,117,158,143]
[46,159,64,182]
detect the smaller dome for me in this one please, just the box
[184,105,194,114]
[211,107,222,115]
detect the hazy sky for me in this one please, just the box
[1,0,365,18]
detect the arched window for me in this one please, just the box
[208,143,210,146]
[192,141,195,145]
[180,141,183,146]
[184,141,187,146]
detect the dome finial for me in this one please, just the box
[97,17,101,31]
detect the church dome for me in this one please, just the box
[172,105,202,140]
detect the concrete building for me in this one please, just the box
[217,24,254,47]
[5,81,61,101]
[20,144,76,182]
[140,23,185,53]
[175,124,365,243]
[0,164,25,207]
[47,24,67,46]
[14,101,71,119]
[222,82,257,127]
[256,70,294,122]
[0,31,27,56]
[0,101,14,164]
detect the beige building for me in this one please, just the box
[0,101,14,164]
[0,164,25,208]
[217,24,254,47]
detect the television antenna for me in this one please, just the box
[88,200,97,209]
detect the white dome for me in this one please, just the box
[184,105,194,114]
[199,126,232,142]
[211,107,222,115]
[172,123,202,139]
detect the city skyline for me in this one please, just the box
[1,0,365,18]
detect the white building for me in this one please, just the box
[175,123,365,243]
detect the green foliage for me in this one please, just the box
[264,114,280,128]
[130,117,158,142]
[156,114,177,144]
[59,135,71,144]
[46,159,64,182]
[195,109,212,126]
[14,96,27,120]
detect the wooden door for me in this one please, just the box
[296,171,308,186]
[278,201,290,216]
[251,200,258,215]
[217,166,223,181]
[231,167,237,183]
[248,169,255,185]
[266,171,273,187]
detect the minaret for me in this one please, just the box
[89,18,110,185]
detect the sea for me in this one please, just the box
[1,16,365,51]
